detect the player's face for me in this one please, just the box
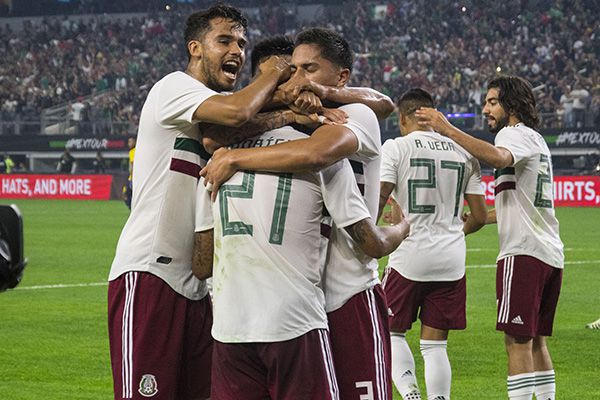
[482,88,509,134]
[290,44,346,87]
[195,18,247,91]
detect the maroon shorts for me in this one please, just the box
[382,267,467,332]
[108,271,213,400]
[327,285,392,400]
[496,255,562,337]
[211,329,338,400]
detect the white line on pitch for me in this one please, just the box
[467,259,600,269]
[15,282,108,290]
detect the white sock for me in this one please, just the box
[508,372,535,400]
[391,333,421,399]
[420,339,451,400]
[534,370,555,400]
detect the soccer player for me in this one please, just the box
[378,88,487,400]
[416,76,564,400]
[200,27,396,400]
[194,121,409,400]
[123,137,136,209]
[107,5,291,400]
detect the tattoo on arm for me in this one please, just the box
[346,219,369,246]
[203,110,292,147]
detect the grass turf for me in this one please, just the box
[0,199,598,399]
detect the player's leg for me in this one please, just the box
[177,294,213,400]
[532,337,555,400]
[532,264,562,400]
[382,267,422,400]
[108,271,189,400]
[497,256,551,400]
[263,329,339,400]
[211,341,270,400]
[328,286,392,400]
[419,277,466,400]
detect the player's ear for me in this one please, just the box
[336,68,350,87]
[187,40,203,59]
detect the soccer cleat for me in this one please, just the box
[586,317,600,329]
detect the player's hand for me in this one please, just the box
[461,211,470,222]
[294,91,323,115]
[259,55,291,83]
[277,75,328,104]
[388,197,410,239]
[291,111,321,127]
[415,107,453,136]
[199,147,238,202]
[321,108,348,124]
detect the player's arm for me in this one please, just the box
[193,56,290,127]
[378,181,396,222]
[201,109,299,154]
[463,194,487,235]
[415,108,513,169]
[278,75,395,119]
[192,229,214,280]
[486,208,497,224]
[345,216,409,259]
[201,124,359,199]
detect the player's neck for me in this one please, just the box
[406,124,433,134]
[508,115,522,127]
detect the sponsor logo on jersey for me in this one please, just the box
[138,374,158,397]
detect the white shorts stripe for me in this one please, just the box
[121,272,138,398]
[499,257,514,324]
[366,289,388,400]
[318,330,339,400]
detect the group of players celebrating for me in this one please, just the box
[108,4,564,400]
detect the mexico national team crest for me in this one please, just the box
[138,374,158,397]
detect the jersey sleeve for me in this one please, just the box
[380,139,399,184]
[338,103,381,161]
[494,127,535,165]
[195,178,214,232]
[157,73,219,127]
[465,158,485,195]
[320,159,371,229]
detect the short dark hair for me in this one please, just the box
[295,27,353,71]
[488,76,540,129]
[397,88,435,117]
[184,4,248,57]
[250,36,294,76]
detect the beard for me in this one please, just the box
[201,57,234,92]
[488,113,509,134]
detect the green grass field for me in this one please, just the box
[0,199,598,399]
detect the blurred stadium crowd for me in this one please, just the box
[0,0,598,132]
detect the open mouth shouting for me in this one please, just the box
[221,58,241,82]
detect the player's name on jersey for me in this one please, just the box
[230,136,290,149]
[413,138,456,152]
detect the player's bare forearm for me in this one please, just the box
[345,218,409,259]
[463,193,487,235]
[202,110,296,154]
[377,181,396,222]
[415,108,513,169]
[226,124,358,173]
[326,86,395,119]
[192,230,214,280]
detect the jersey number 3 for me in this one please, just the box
[219,171,293,244]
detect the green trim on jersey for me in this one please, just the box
[494,167,515,179]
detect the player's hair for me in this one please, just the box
[397,88,435,117]
[488,76,540,129]
[250,36,294,77]
[184,4,248,59]
[295,27,353,71]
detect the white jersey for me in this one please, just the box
[494,123,564,268]
[324,103,382,312]
[380,131,484,281]
[196,126,371,343]
[110,71,217,300]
